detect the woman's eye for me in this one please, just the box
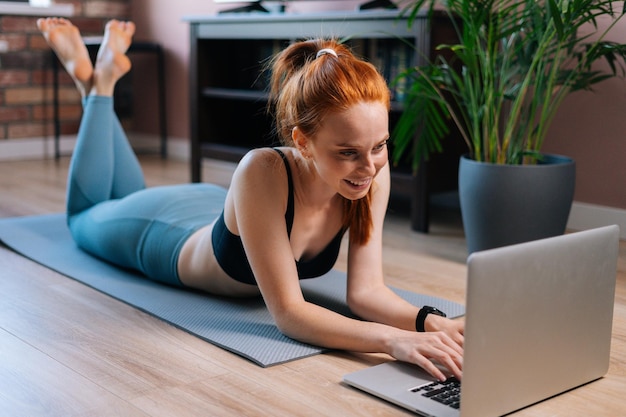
[340,150,357,157]
[373,140,389,152]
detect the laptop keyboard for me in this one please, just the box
[410,377,461,409]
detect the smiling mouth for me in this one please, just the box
[345,178,371,187]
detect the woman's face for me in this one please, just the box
[305,101,389,201]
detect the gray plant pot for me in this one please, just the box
[459,154,576,254]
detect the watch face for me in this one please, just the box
[425,306,447,317]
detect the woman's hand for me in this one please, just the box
[388,328,463,382]
[426,314,465,347]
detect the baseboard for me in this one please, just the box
[568,202,626,239]
[126,133,190,161]
[0,134,190,162]
[0,136,76,160]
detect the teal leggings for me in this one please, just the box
[67,96,226,286]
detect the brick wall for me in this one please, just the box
[0,0,130,146]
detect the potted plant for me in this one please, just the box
[392,0,626,253]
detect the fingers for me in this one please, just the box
[415,355,448,382]
[413,350,462,382]
[435,353,463,381]
[411,331,464,381]
[425,336,463,380]
[389,325,465,381]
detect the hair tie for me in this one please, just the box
[316,48,338,59]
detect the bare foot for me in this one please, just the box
[91,20,136,96]
[37,17,93,97]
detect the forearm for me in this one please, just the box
[347,284,420,332]
[348,287,462,340]
[274,300,402,355]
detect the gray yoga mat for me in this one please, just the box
[0,214,465,367]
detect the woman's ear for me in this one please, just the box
[292,127,311,159]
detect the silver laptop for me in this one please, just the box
[343,225,619,417]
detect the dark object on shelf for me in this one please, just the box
[218,1,270,14]
[52,39,167,159]
[359,0,397,10]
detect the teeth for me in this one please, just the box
[347,179,368,186]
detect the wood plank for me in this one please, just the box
[0,323,150,417]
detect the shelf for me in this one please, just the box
[184,10,428,40]
[0,1,74,16]
[201,143,250,163]
[202,88,269,101]
[201,87,405,109]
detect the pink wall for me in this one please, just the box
[130,1,626,210]
[543,78,626,209]
[542,16,626,209]
[129,0,215,141]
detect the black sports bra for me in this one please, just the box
[211,148,346,285]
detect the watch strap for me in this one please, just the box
[415,306,447,332]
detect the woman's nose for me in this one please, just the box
[359,153,376,174]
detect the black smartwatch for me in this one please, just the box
[415,306,447,332]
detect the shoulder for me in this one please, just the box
[237,147,285,173]
[372,160,391,201]
[367,161,391,225]
[230,147,291,201]
[233,148,287,183]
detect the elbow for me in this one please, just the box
[273,315,293,336]
[347,291,369,320]
[268,303,305,339]
[347,282,386,320]
[269,300,326,345]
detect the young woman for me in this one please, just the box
[38,17,463,381]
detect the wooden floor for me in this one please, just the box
[1,155,624,416]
